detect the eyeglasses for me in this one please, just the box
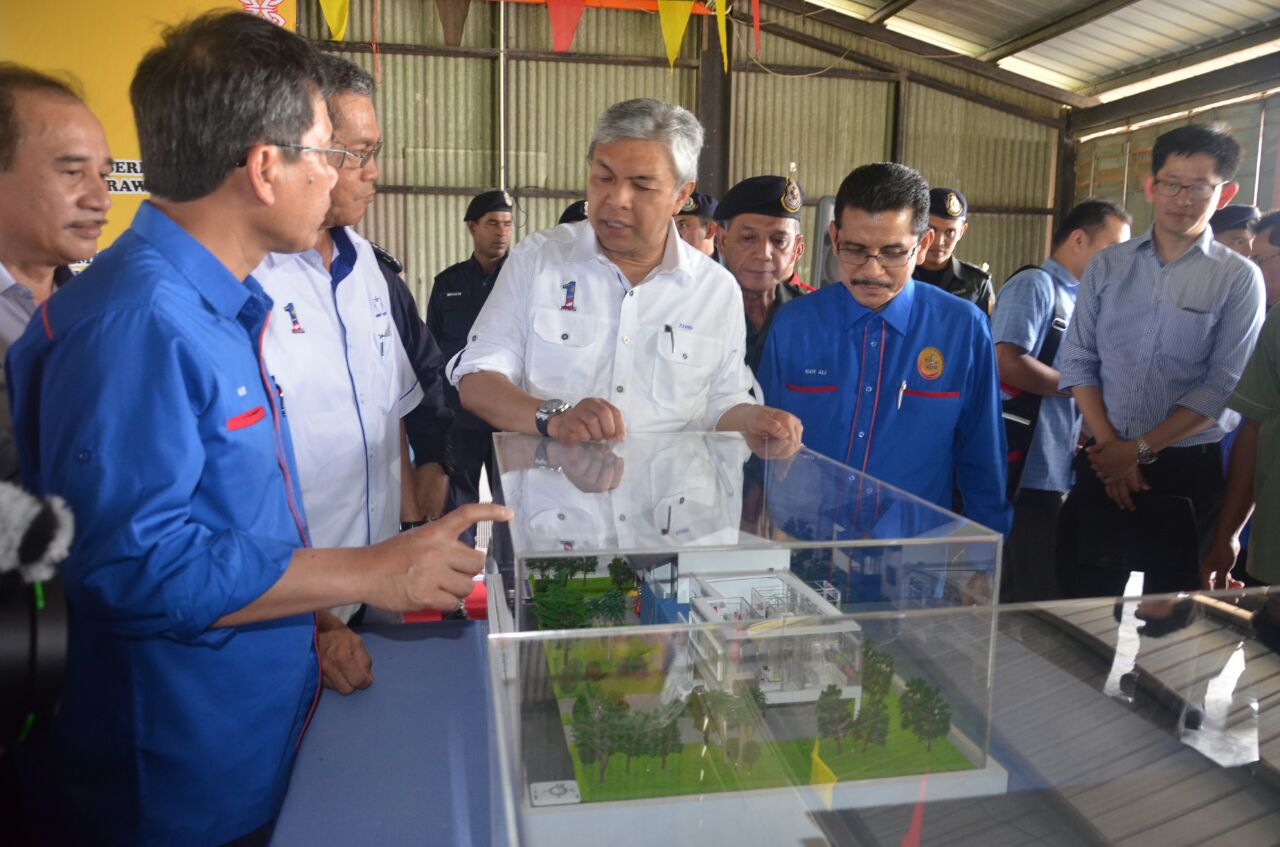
[338,140,384,170]
[271,142,352,170]
[834,240,920,269]
[1152,178,1224,201]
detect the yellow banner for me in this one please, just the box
[809,738,837,810]
[0,1,298,252]
[656,0,694,69]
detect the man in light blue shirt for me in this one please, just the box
[1058,124,1265,597]
[993,198,1131,601]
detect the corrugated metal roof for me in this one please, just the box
[797,0,1280,101]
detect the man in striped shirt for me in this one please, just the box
[1057,123,1265,597]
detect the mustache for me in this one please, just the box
[850,278,893,289]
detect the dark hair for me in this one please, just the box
[130,11,325,202]
[1256,211,1280,249]
[1151,123,1243,180]
[317,54,374,131]
[0,63,83,172]
[833,163,930,236]
[1051,197,1132,250]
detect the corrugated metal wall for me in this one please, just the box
[1075,92,1277,238]
[301,1,1063,301]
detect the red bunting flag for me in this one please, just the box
[547,0,588,52]
[752,0,761,54]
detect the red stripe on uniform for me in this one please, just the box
[785,384,837,393]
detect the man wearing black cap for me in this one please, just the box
[674,191,719,258]
[559,199,588,225]
[716,175,813,373]
[1210,204,1261,257]
[427,188,513,542]
[916,187,994,315]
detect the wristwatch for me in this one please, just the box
[535,398,571,437]
[1135,437,1158,465]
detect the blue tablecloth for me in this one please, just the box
[271,620,494,846]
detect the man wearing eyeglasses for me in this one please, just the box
[757,162,1010,536]
[255,55,430,673]
[1058,124,1265,597]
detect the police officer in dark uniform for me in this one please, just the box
[426,189,513,544]
[915,187,994,315]
[674,191,719,260]
[716,175,814,373]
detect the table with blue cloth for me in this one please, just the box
[271,620,499,846]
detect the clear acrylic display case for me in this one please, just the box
[485,432,1004,634]
[487,590,1280,847]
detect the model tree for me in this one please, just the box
[607,555,634,591]
[816,684,854,754]
[740,740,762,773]
[533,582,590,640]
[654,715,683,770]
[850,695,889,752]
[588,588,629,627]
[861,643,893,703]
[901,678,951,753]
[687,691,713,746]
[620,709,657,774]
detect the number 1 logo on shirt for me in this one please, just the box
[560,280,577,311]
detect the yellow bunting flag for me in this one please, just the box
[657,0,695,68]
[714,0,728,71]
[809,738,837,810]
[318,0,350,40]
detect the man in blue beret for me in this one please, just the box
[1210,203,1261,258]
[916,187,994,315]
[674,190,719,259]
[427,188,513,544]
[716,175,814,373]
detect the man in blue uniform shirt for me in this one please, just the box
[5,13,507,846]
[758,162,1010,535]
[427,188,512,544]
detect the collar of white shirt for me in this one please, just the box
[0,259,18,298]
[563,219,692,287]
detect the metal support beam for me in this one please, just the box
[866,0,921,26]
[314,39,700,69]
[741,13,1065,127]
[977,0,1142,63]
[891,73,907,163]
[1069,52,1280,135]
[1079,22,1280,97]
[762,0,1096,109]
[697,16,732,198]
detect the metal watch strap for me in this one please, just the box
[1136,437,1157,465]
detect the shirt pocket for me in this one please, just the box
[651,327,724,417]
[528,307,600,396]
[1160,307,1215,364]
[898,386,963,434]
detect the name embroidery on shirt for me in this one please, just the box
[284,302,305,334]
[371,296,388,318]
[560,280,577,311]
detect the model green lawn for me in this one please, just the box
[565,690,973,803]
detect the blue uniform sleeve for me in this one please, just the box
[955,315,1012,535]
[20,308,297,645]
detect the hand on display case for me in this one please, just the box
[548,441,626,493]
[546,397,627,444]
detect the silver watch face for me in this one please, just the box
[537,399,569,417]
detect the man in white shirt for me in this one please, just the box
[452,99,801,445]
[255,56,422,694]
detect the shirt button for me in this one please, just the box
[561,333,570,341]
[865,386,873,393]
[627,291,635,297]
[471,334,478,341]
[858,431,865,438]
[619,514,627,521]
[616,385,625,393]
[870,341,877,347]
[622,336,630,344]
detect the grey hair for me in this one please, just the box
[318,54,374,131]
[587,99,703,187]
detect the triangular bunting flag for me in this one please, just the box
[657,0,695,68]
[436,0,472,47]
[809,738,837,810]
[714,0,728,72]
[547,0,588,52]
[318,0,350,40]
[752,0,761,55]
